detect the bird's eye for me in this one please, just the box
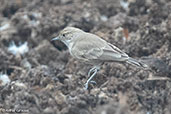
[62,34,65,37]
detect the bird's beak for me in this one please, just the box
[51,37,59,41]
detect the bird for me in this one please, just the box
[51,27,148,89]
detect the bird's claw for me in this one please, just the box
[90,80,96,84]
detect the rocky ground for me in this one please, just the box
[0,0,171,114]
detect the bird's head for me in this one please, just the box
[51,27,83,47]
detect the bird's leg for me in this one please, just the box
[88,66,97,77]
[84,66,100,89]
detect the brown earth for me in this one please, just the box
[0,0,171,114]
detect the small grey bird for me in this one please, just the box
[51,27,148,89]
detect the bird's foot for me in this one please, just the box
[84,80,96,90]
[90,80,96,84]
[84,82,89,90]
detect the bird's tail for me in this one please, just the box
[126,57,148,68]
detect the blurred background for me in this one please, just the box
[0,0,171,114]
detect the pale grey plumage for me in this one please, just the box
[52,27,148,89]
[71,32,128,64]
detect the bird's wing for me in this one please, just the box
[71,33,128,62]
[71,39,104,60]
[98,43,129,62]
